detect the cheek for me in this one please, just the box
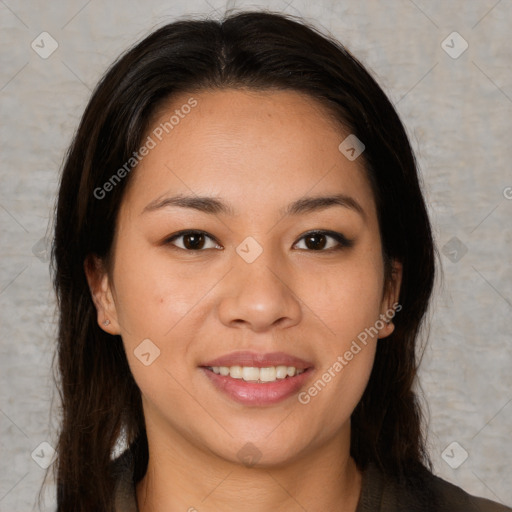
[296,251,383,411]
[304,256,384,341]
[110,240,220,393]
[111,257,196,410]
[111,239,214,338]
[296,330,377,447]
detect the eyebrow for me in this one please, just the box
[142,193,366,220]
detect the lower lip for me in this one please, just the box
[200,367,314,406]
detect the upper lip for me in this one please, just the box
[200,351,314,369]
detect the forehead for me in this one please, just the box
[122,88,375,219]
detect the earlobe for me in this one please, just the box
[83,255,121,334]
[377,318,395,339]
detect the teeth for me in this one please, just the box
[210,365,306,382]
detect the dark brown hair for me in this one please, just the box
[46,9,436,511]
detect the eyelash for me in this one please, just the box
[164,230,354,252]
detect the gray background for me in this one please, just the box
[1,0,511,510]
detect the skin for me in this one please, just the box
[86,88,402,512]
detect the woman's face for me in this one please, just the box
[88,88,401,467]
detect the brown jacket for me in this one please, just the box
[112,450,512,511]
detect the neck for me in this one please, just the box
[136,421,362,512]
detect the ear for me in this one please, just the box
[84,254,121,335]
[377,259,402,339]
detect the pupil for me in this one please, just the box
[184,233,204,250]
[306,234,326,250]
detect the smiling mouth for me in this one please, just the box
[202,365,310,383]
[200,364,314,406]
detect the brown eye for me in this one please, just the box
[165,231,221,251]
[304,233,328,250]
[294,230,354,251]
[183,232,205,250]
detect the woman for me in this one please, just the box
[47,10,511,512]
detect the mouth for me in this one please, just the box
[198,350,315,406]
[200,350,313,371]
[199,363,315,406]
[202,364,309,383]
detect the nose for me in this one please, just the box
[216,248,302,333]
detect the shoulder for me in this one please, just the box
[425,470,512,512]
[360,463,512,512]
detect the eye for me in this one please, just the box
[164,229,353,252]
[164,230,222,251]
[293,230,354,251]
